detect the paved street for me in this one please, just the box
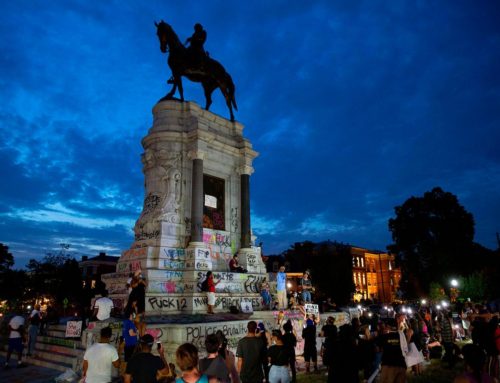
[0,357,61,383]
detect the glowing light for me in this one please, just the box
[384,306,388,310]
[450,279,458,287]
[286,282,292,289]
[421,299,427,305]
[402,307,407,313]
[436,305,441,310]
[27,305,32,310]
[408,308,412,314]
[357,305,362,310]
[368,312,373,317]
[442,301,448,307]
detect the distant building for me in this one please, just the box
[266,241,401,303]
[79,252,119,289]
[351,247,401,302]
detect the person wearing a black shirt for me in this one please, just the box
[237,321,266,383]
[268,330,290,383]
[124,334,171,383]
[282,320,297,383]
[377,313,412,383]
[302,319,318,373]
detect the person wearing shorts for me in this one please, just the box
[5,314,27,369]
[205,271,220,314]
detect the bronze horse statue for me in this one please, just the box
[155,21,238,122]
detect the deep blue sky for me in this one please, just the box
[1,1,500,267]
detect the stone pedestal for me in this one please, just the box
[102,100,267,314]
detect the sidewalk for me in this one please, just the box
[0,356,61,383]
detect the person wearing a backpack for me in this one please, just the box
[204,271,220,314]
[199,334,230,382]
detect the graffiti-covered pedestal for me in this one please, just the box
[102,100,267,315]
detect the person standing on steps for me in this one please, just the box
[204,271,220,314]
[27,304,42,357]
[4,312,27,369]
[276,266,287,310]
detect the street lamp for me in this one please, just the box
[450,279,458,288]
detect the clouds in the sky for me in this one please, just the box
[1,0,500,267]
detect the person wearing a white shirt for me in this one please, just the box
[5,314,27,369]
[83,326,119,383]
[93,290,114,321]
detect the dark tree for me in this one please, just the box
[25,244,83,306]
[0,243,14,272]
[312,242,355,306]
[284,241,355,305]
[0,244,28,306]
[388,187,475,298]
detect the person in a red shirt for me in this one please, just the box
[206,271,220,314]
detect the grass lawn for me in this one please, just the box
[408,358,464,383]
[294,358,464,383]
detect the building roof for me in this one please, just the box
[79,252,119,265]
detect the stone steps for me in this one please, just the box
[0,324,83,373]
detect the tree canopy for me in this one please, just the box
[284,241,355,305]
[388,187,475,298]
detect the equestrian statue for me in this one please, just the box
[155,21,238,122]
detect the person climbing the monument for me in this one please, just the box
[127,271,147,336]
[229,254,247,273]
[185,23,208,67]
[203,271,220,315]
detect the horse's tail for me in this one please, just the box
[227,74,238,111]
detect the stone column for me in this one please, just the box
[186,150,211,274]
[191,158,204,243]
[240,173,251,248]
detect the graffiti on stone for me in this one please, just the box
[121,247,148,260]
[162,248,186,260]
[244,275,265,293]
[148,296,188,311]
[142,193,162,215]
[161,259,185,269]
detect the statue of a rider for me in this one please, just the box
[185,23,208,68]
